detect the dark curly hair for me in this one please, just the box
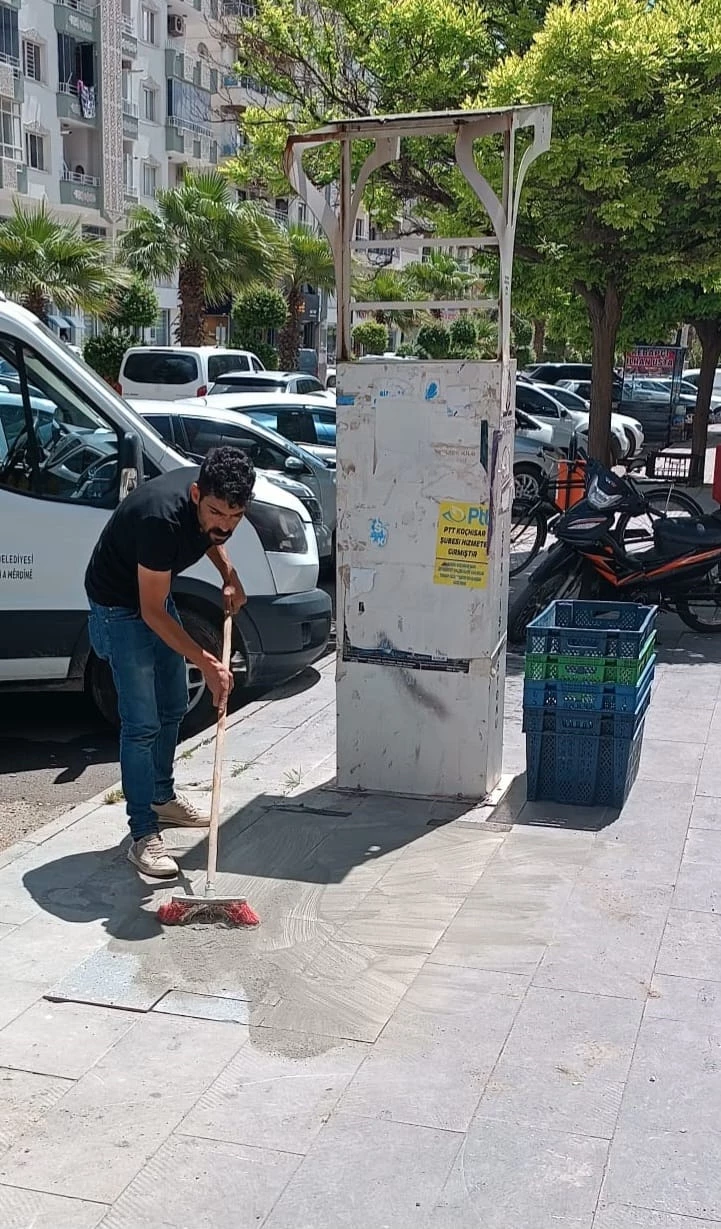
[198,445,255,509]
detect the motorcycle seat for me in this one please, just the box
[654,514,721,555]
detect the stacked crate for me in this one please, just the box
[523,600,657,807]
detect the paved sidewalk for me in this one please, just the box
[0,623,720,1228]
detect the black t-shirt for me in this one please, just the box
[85,466,210,608]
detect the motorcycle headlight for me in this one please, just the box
[246,501,308,553]
[587,475,624,510]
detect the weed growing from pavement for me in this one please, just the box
[283,767,303,793]
[104,788,124,804]
[231,762,250,777]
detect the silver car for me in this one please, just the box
[134,399,337,559]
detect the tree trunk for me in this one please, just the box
[578,282,621,463]
[177,262,206,347]
[278,285,303,369]
[532,317,546,363]
[23,292,48,323]
[688,316,721,485]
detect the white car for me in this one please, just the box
[684,368,721,400]
[520,381,637,459]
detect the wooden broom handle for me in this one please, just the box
[205,604,233,894]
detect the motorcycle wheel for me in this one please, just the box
[616,486,705,555]
[507,565,583,645]
[677,569,721,633]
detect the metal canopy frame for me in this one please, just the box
[284,105,552,362]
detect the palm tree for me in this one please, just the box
[278,224,335,370]
[0,202,126,323]
[121,170,289,346]
[354,267,422,331]
[404,252,485,318]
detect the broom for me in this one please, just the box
[157,602,260,928]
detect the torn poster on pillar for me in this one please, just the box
[433,500,490,589]
[342,631,470,673]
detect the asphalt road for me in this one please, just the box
[0,580,336,853]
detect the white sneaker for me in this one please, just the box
[128,833,179,878]
[152,793,210,828]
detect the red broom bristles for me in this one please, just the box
[157,898,260,927]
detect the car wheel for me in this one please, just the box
[514,463,544,500]
[623,427,637,456]
[87,606,247,736]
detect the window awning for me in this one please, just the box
[48,315,74,332]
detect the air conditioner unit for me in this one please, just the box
[167,14,185,36]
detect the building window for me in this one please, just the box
[25,131,44,170]
[355,217,365,241]
[22,40,41,81]
[142,162,157,198]
[140,7,156,44]
[0,5,19,64]
[0,99,21,159]
[209,67,218,93]
[142,86,156,121]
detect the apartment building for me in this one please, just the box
[0,0,276,341]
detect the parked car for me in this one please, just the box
[684,367,721,400]
[138,401,333,562]
[208,371,330,400]
[119,346,264,401]
[136,399,337,557]
[513,430,559,499]
[183,391,337,467]
[516,383,632,460]
[0,305,330,729]
[326,366,336,390]
[524,362,594,384]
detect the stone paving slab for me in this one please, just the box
[0,642,720,1225]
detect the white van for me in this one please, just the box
[0,299,331,728]
[118,346,265,401]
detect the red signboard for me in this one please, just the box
[624,346,679,376]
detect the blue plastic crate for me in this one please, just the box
[522,676,651,740]
[526,718,646,807]
[526,600,657,659]
[523,655,656,715]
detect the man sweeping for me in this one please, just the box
[85,445,256,879]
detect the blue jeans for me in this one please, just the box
[88,598,188,841]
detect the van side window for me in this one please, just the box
[0,339,120,507]
[207,354,249,381]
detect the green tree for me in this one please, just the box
[83,330,133,384]
[354,266,421,330]
[232,285,288,369]
[352,320,389,355]
[483,0,721,459]
[121,170,288,346]
[223,0,549,210]
[278,224,335,369]
[0,202,126,323]
[106,275,159,336]
[416,321,451,360]
[404,253,482,318]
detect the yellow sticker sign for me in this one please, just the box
[433,500,489,588]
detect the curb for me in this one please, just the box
[0,651,336,870]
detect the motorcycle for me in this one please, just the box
[508,459,721,642]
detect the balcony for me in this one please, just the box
[121,14,137,57]
[0,53,23,103]
[122,98,138,138]
[57,82,97,126]
[165,116,211,158]
[54,0,98,41]
[60,169,100,208]
[124,183,139,206]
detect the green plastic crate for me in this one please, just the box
[525,631,656,686]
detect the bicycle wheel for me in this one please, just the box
[616,485,704,555]
[509,502,547,578]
